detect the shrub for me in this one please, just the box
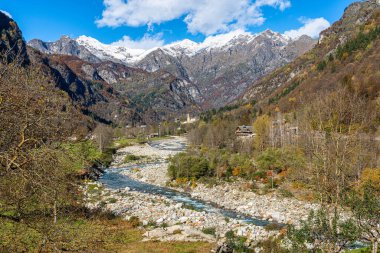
[256,148,283,171]
[168,153,212,180]
[256,147,306,172]
[317,60,327,71]
[278,188,294,198]
[147,220,157,227]
[172,229,182,235]
[202,227,216,236]
[264,223,283,231]
[225,230,252,253]
[128,216,140,228]
[108,198,117,204]
[124,154,141,163]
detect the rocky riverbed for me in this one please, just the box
[118,137,319,225]
[85,136,319,246]
[84,181,276,244]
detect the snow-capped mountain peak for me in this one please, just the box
[76,35,149,63]
[29,28,304,65]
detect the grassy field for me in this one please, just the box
[0,214,214,253]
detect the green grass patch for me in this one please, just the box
[113,138,140,148]
[347,247,372,253]
[0,215,214,252]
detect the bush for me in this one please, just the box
[256,147,306,172]
[168,153,212,180]
[108,198,117,204]
[202,227,216,236]
[278,188,294,198]
[147,220,157,227]
[128,216,141,228]
[225,230,253,253]
[256,149,282,171]
[317,60,327,71]
[264,223,283,231]
[124,154,141,163]
[255,237,287,253]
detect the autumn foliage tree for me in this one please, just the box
[253,114,270,151]
[0,59,84,250]
[296,87,378,206]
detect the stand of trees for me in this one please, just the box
[0,58,106,251]
[174,83,380,252]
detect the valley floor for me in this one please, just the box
[85,136,319,248]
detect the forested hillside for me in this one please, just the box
[168,1,380,251]
[244,0,380,114]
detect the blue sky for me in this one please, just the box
[1,0,357,48]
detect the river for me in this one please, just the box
[100,137,273,227]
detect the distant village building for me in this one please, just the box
[235,125,255,138]
[181,113,198,124]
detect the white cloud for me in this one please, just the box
[284,17,330,39]
[111,33,165,49]
[96,0,291,35]
[0,10,12,18]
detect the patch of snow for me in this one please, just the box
[76,29,291,64]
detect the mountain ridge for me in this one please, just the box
[242,0,380,113]
[29,29,301,64]
[28,30,316,108]
[0,11,200,126]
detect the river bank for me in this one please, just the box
[117,137,319,225]
[85,136,318,246]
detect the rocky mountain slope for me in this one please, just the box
[29,30,316,108]
[0,12,28,65]
[1,12,198,126]
[243,0,380,113]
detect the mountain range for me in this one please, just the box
[3,0,379,128]
[28,30,315,108]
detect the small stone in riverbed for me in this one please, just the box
[179,217,188,223]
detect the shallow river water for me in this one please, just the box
[100,138,272,227]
